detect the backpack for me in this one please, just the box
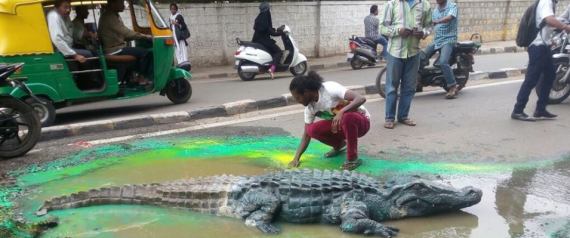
[516,0,554,47]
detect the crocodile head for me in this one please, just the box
[386,180,482,218]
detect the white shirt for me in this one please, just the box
[304,81,371,124]
[531,0,556,46]
[47,10,76,56]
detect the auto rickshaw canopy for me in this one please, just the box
[0,0,170,56]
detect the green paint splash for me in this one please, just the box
[0,135,566,237]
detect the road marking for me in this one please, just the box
[70,79,522,146]
[71,108,306,146]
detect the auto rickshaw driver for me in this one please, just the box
[47,0,94,63]
[99,0,153,86]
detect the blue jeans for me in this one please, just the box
[370,35,388,58]
[514,45,555,113]
[423,42,456,88]
[385,53,420,121]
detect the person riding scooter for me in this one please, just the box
[252,2,283,79]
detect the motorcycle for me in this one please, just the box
[376,33,482,98]
[541,27,570,104]
[0,63,41,158]
[347,35,382,70]
[234,25,308,81]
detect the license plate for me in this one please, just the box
[346,53,354,61]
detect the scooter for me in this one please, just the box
[234,25,308,81]
[376,33,482,98]
[0,63,42,158]
[347,35,381,70]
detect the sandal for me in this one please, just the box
[341,159,362,171]
[324,143,346,158]
[398,118,416,127]
[384,121,395,129]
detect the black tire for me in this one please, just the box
[0,97,41,158]
[376,67,387,98]
[25,97,56,127]
[290,61,308,76]
[166,79,192,104]
[375,67,415,98]
[547,59,570,104]
[238,67,256,81]
[350,57,364,70]
[455,70,470,91]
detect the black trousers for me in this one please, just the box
[514,45,555,113]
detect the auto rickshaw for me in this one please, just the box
[0,0,192,126]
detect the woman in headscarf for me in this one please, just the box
[170,3,190,65]
[252,2,283,79]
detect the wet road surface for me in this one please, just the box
[1,77,569,238]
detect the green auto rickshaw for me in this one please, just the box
[0,0,192,126]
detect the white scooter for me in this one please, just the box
[234,25,308,81]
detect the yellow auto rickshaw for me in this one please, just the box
[0,0,192,126]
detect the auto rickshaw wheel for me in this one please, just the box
[25,97,56,127]
[166,79,192,104]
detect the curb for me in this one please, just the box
[41,67,526,142]
[192,45,525,80]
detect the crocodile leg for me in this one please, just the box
[339,200,399,237]
[235,190,281,234]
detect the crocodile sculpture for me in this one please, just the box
[36,169,482,237]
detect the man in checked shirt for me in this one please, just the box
[380,0,432,129]
[422,0,459,99]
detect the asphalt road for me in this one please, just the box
[53,52,530,126]
[16,77,569,169]
[5,77,569,238]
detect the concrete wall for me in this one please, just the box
[158,0,570,66]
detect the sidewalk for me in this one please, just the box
[191,40,523,80]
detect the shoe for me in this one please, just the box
[324,142,347,158]
[384,120,395,129]
[511,112,536,121]
[269,65,276,80]
[397,118,417,126]
[445,85,458,99]
[341,159,362,171]
[533,110,558,119]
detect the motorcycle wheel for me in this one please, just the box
[456,70,470,91]
[547,58,570,104]
[0,97,41,158]
[376,67,388,98]
[350,58,364,70]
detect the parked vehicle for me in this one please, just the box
[347,35,381,70]
[0,0,192,127]
[541,29,570,104]
[234,25,308,81]
[376,34,482,97]
[0,63,41,158]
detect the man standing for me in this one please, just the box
[423,0,459,99]
[512,0,569,121]
[380,0,432,129]
[364,5,388,60]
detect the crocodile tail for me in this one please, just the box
[36,184,159,216]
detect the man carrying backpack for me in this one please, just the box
[512,0,570,121]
